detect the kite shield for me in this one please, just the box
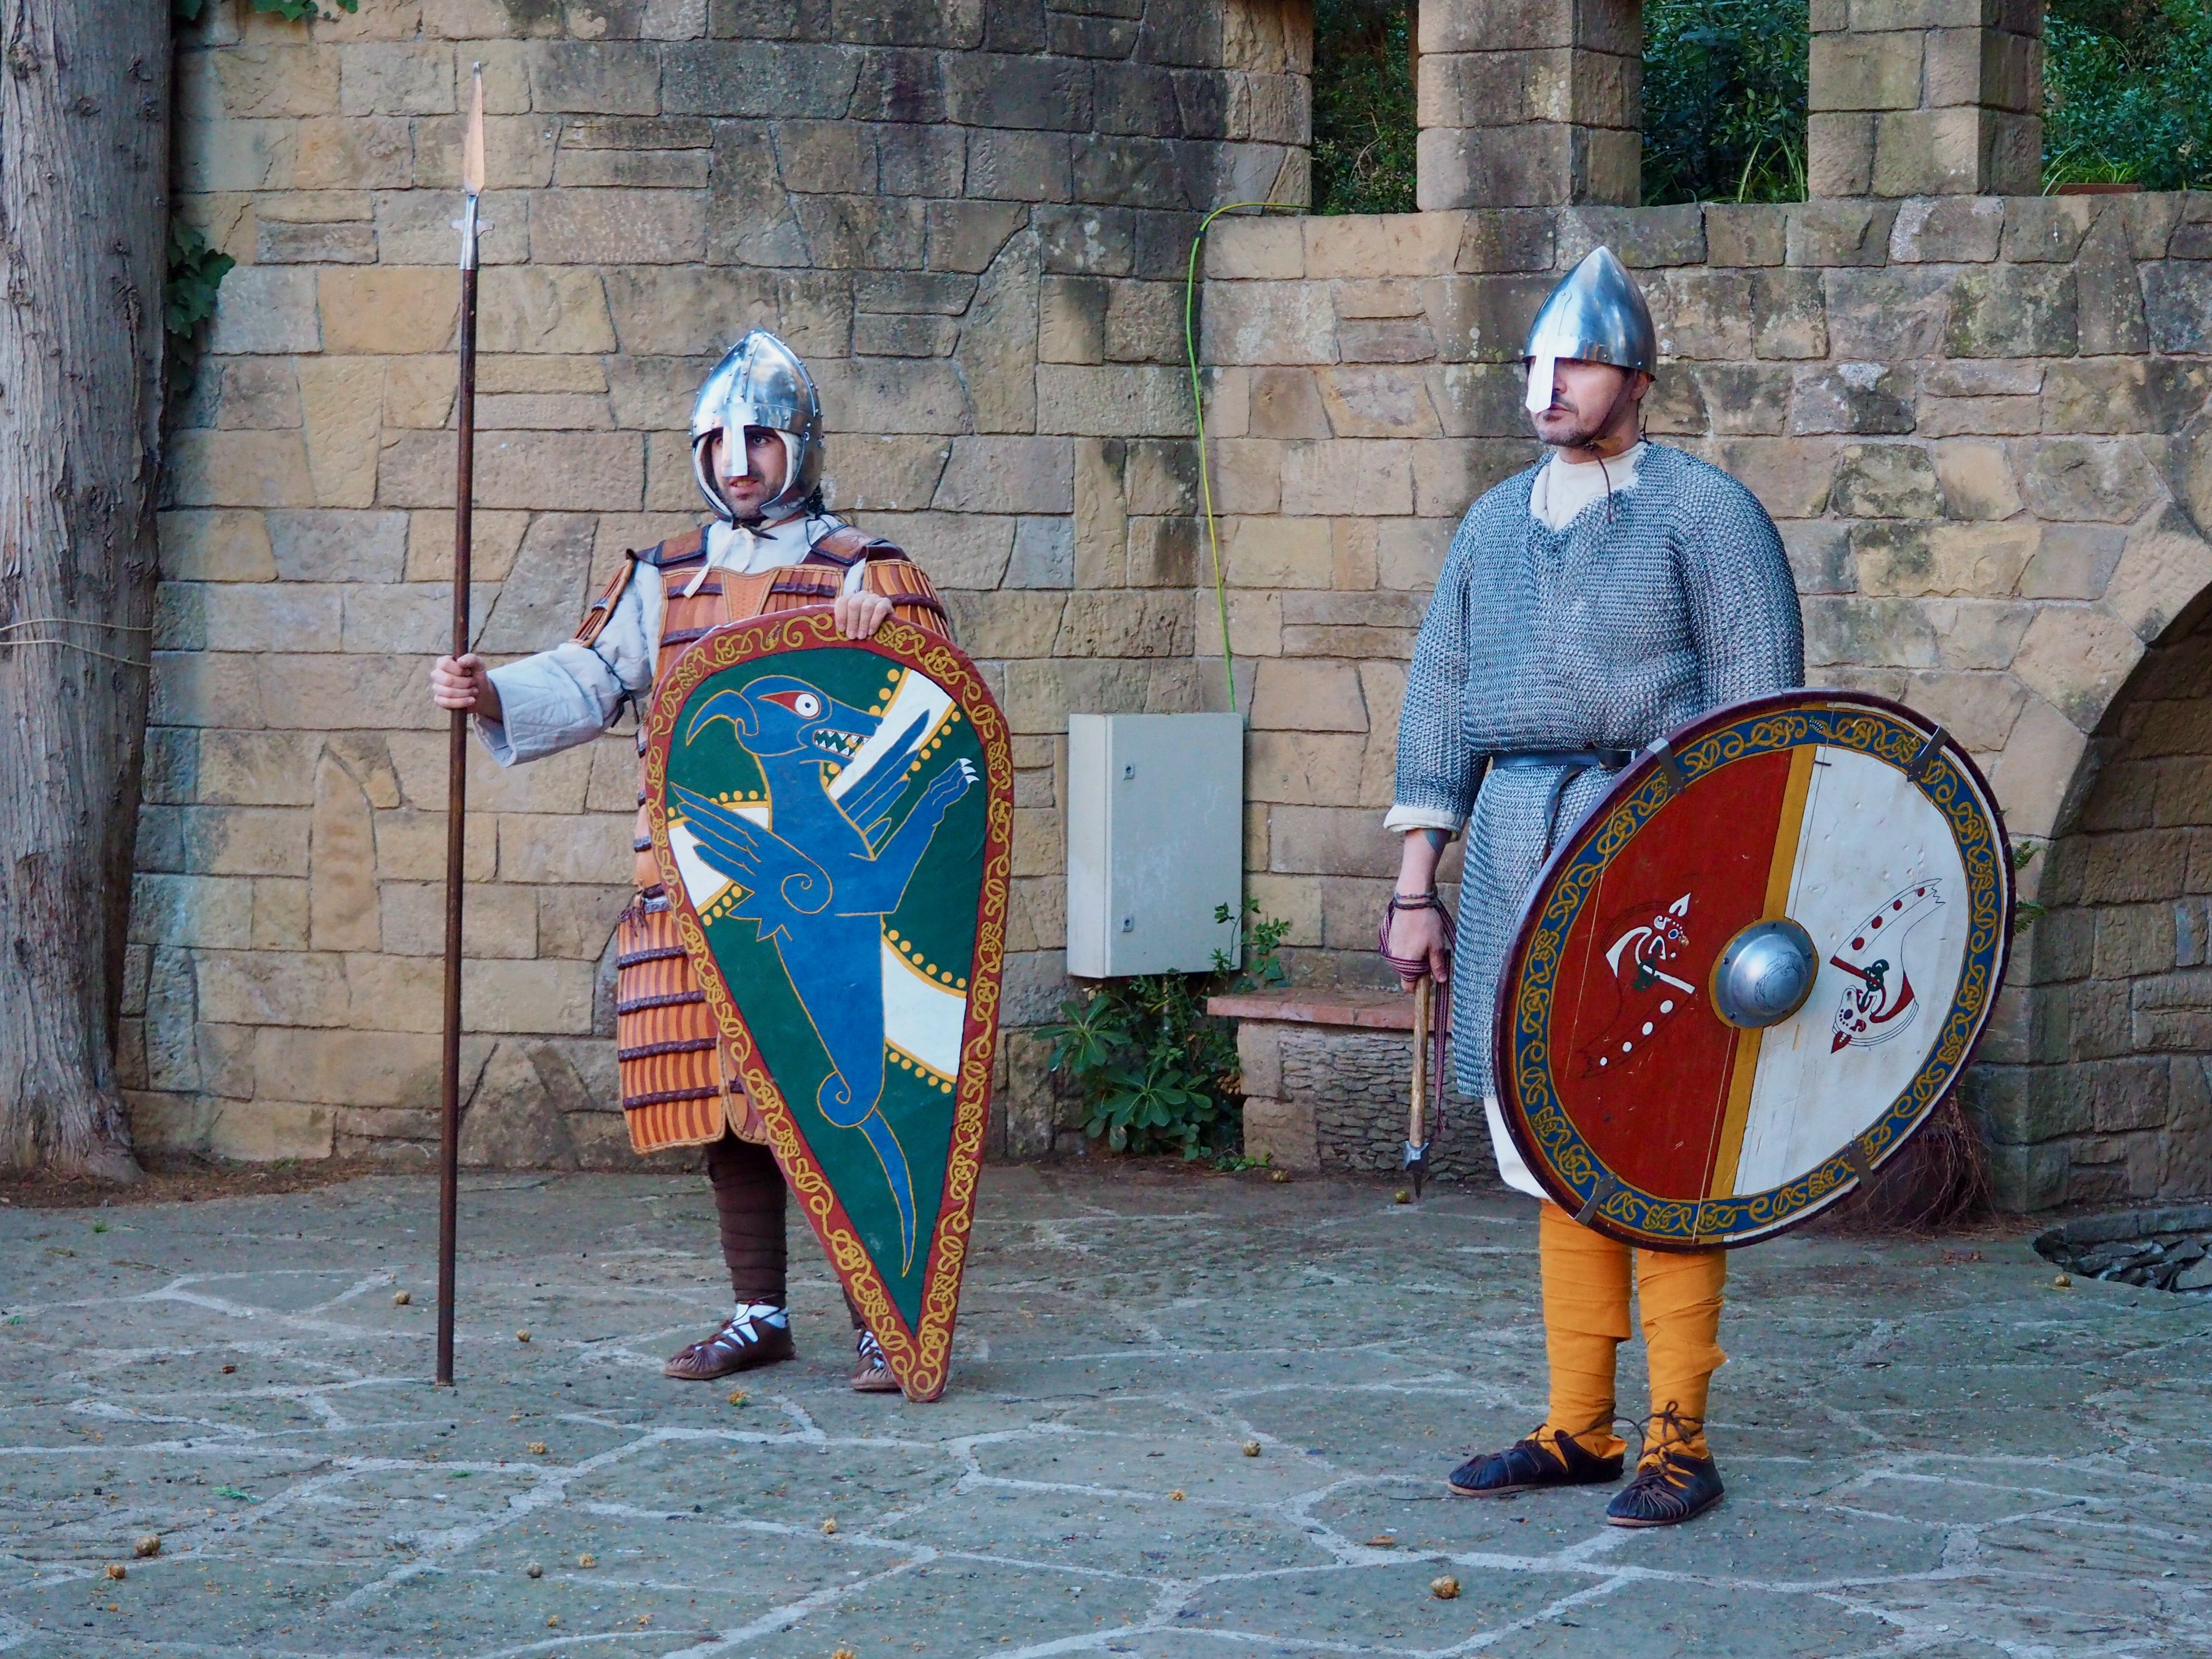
[643,611,1013,1400]
[1495,690,2014,1251]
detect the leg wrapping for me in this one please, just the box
[1633,1245,1727,1458]
[705,1133,787,1306]
[1538,1201,1633,1459]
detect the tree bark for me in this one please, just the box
[0,0,169,1179]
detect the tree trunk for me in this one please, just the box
[0,0,169,1179]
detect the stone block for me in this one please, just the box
[2104,505,2212,642]
[945,50,1092,131]
[160,510,278,584]
[1933,438,2024,520]
[1250,660,1368,734]
[1899,665,2029,747]
[2011,604,2146,731]
[1200,282,1338,367]
[205,264,323,359]
[1305,213,1464,279]
[1034,365,1193,439]
[294,116,416,192]
[1926,598,2035,670]
[1788,200,1899,266]
[1281,440,1414,517]
[2002,196,2098,264]
[341,41,456,115]
[1708,437,1842,518]
[1704,203,1788,267]
[2016,439,2160,524]
[317,266,457,355]
[1987,694,2089,838]
[1945,264,2077,358]
[1821,268,1949,361]
[934,437,1074,514]
[1809,30,1924,110]
[2144,262,2212,356]
[1888,194,2005,263]
[531,188,708,264]
[1241,1095,1317,1171]
[1791,363,1916,435]
[2044,360,2212,437]
[163,430,315,510]
[1852,520,2037,596]
[1783,520,1855,594]
[1807,111,1876,198]
[1317,367,1441,439]
[1833,442,1944,517]
[662,40,859,117]
[2019,522,2125,601]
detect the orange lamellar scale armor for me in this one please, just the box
[590,524,950,1154]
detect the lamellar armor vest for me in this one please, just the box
[588,522,952,1154]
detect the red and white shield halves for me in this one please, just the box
[1495,690,2015,1250]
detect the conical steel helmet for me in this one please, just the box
[1522,247,1659,413]
[690,328,825,523]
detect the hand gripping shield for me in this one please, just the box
[644,612,1014,1400]
[1493,690,2015,1250]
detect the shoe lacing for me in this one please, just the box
[855,1329,887,1367]
[1617,1402,1705,1486]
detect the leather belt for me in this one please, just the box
[1491,748,1633,771]
[1489,749,1635,850]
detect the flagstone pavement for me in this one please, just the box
[2,1163,2209,1659]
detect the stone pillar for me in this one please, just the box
[1415,0,1643,209]
[1807,0,2043,196]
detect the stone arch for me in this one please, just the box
[1976,399,2212,1210]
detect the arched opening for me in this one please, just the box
[1996,601,2212,1209]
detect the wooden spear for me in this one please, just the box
[437,66,486,1389]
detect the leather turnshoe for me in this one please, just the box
[1605,1449,1724,1527]
[1448,1429,1623,1497]
[662,1309,794,1381]
[850,1329,901,1394]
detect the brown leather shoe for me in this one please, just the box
[850,1329,901,1394]
[663,1307,795,1381]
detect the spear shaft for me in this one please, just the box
[437,71,485,1390]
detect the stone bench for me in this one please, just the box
[1208,988,1494,1184]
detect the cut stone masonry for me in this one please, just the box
[136,0,2212,1214]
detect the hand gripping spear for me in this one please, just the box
[436,67,485,1389]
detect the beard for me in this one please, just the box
[1533,403,1611,449]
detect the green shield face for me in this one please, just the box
[644,613,1011,1400]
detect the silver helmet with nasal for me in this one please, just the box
[1522,247,1659,413]
[690,328,825,523]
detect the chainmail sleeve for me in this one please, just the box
[1674,465,1805,704]
[1393,504,1493,831]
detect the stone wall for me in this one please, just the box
[131,0,1308,1166]
[132,0,2212,1211]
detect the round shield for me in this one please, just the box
[1494,690,2014,1250]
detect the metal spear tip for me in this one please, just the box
[462,63,486,198]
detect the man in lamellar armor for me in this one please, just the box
[431,329,950,1394]
[1382,249,1805,1526]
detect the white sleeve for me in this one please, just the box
[1382,805,1464,836]
[473,575,659,766]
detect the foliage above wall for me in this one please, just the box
[174,0,355,19]
[2044,0,2212,190]
[1641,0,1811,204]
[1310,0,1418,215]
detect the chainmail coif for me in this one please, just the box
[1396,443,1805,1098]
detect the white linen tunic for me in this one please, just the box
[472,514,866,767]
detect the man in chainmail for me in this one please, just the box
[1383,248,1803,1527]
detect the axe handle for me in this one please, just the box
[1409,977,1431,1150]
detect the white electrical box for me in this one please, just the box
[1067,713,1245,978]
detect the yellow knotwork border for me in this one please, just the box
[640,611,1013,1401]
[1498,693,2014,1251]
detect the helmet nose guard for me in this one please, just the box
[1522,247,1659,414]
[690,328,825,523]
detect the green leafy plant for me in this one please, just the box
[176,0,360,20]
[1041,902,1291,1160]
[164,221,235,406]
[1310,0,1418,215]
[1641,0,1810,204]
[2042,0,2212,191]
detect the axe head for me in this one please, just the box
[1403,1139,1431,1199]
